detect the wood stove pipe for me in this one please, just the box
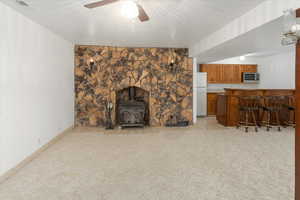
[129,87,135,101]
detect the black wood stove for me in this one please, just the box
[117,87,146,128]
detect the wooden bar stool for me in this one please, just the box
[237,96,261,132]
[282,95,296,128]
[260,96,285,131]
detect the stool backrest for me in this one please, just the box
[263,96,286,109]
[287,95,296,107]
[238,96,261,109]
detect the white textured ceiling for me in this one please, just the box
[1,0,266,47]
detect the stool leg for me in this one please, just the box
[293,110,296,128]
[251,110,258,132]
[245,112,249,133]
[275,111,281,132]
[260,109,265,127]
[237,111,241,129]
[267,111,271,131]
[283,109,289,128]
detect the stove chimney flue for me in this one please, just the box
[129,87,135,101]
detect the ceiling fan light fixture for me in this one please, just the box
[121,1,139,19]
[282,9,300,45]
[16,0,29,7]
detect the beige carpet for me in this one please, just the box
[0,118,294,200]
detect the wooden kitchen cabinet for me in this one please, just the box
[201,64,220,83]
[240,65,257,73]
[207,93,218,116]
[200,64,218,83]
[199,64,257,84]
[222,64,241,83]
[231,65,242,83]
[221,65,232,83]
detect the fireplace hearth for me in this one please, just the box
[116,87,149,128]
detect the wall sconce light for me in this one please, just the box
[89,58,95,67]
[170,59,175,67]
[168,48,176,70]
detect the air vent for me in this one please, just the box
[16,0,29,7]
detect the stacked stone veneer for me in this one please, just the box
[75,45,193,127]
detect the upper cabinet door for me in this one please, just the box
[209,65,219,83]
[240,65,257,73]
[200,64,218,83]
[232,65,242,83]
[222,64,233,83]
[199,64,206,72]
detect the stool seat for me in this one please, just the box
[283,104,295,111]
[239,107,260,111]
[288,106,295,111]
[262,106,281,112]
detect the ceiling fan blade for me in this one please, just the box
[137,4,149,22]
[84,0,120,9]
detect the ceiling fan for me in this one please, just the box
[84,0,150,22]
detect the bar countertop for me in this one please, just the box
[224,88,295,91]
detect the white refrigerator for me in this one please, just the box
[196,72,207,117]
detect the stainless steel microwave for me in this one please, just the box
[243,72,260,83]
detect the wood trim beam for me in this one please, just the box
[296,8,300,18]
[296,41,300,200]
[296,8,300,200]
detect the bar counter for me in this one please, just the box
[216,88,296,127]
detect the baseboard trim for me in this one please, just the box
[0,126,74,184]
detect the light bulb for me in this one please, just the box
[291,24,300,32]
[239,56,245,61]
[283,9,297,34]
[121,1,139,19]
[89,58,95,66]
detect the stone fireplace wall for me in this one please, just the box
[75,45,193,127]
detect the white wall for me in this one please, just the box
[209,56,258,65]
[0,2,74,176]
[258,51,295,89]
[192,58,197,124]
[206,51,295,90]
